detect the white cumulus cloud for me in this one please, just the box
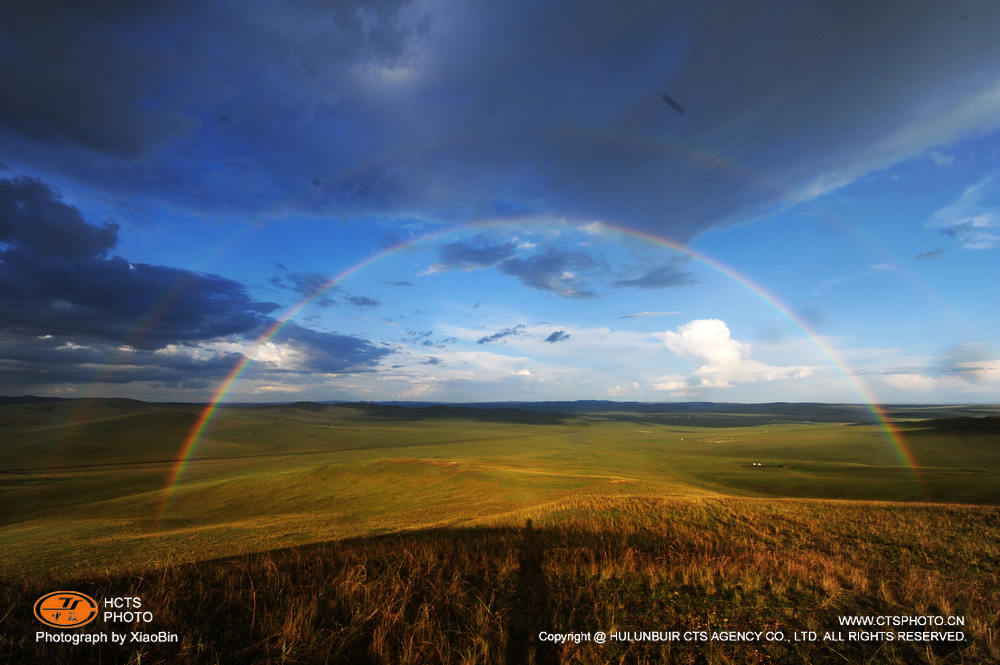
[653,319,816,390]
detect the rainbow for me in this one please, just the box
[157,218,920,520]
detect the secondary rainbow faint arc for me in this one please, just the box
[157,224,459,520]
[158,219,919,520]
[615,223,918,475]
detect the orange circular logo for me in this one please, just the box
[33,591,99,629]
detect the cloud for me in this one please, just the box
[498,248,596,297]
[383,280,414,286]
[608,381,640,396]
[544,330,570,343]
[849,343,1000,399]
[914,247,945,260]
[619,311,679,319]
[345,295,381,308]
[0,178,281,350]
[269,323,390,373]
[253,384,301,394]
[0,5,200,158]
[436,237,518,270]
[401,329,455,349]
[653,319,815,389]
[420,236,519,275]
[939,342,1000,385]
[928,150,955,167]
[930,173,1000,249]
[0,321,391,394]
[0,334,246,389]
[270,270,379,308]
[612,260,696,289]
[5,3,999,238]
[270,271,336,306]
[476,324,525,344]
[880,372,939,392]
[0,176,118,259]
[0,175,389,392]
[872,355,1000,396]
[425,233,603,298]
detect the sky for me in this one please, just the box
[1,0,999,404]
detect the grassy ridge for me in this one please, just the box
[3,496,998,664]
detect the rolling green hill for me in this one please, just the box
[2,399,999,663]
[2,399,999,578]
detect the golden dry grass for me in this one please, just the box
[3,496,997,665]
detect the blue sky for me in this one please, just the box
[1,1,998,403]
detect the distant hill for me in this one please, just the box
[3,396,999,428]
[0,395,71,404]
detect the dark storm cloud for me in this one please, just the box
[498,249,596,298]
[0,1,414,159]
[5,2,998,236]
[612,261,696,289]
[0,1,200,158]
[438,237,518,270]
[477,325,525,345]
[545,330,570,343]
[0,176,389,390]
[423,356,441,365]
[0,177,118,259]
[0,177,278,349]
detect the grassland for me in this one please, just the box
[1,399,999,663]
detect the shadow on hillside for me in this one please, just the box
[902,415,1000,436]
[505,519,559,665]
[3,505,988,665]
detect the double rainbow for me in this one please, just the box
[157,219,919,520]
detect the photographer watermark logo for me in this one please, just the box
[33,591,98,629]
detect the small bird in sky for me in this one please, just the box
[662,92,686,115]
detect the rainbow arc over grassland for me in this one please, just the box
[157,218,920,521]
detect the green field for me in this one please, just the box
[2,399,999,663]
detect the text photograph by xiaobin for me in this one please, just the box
[2,2,999,664]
